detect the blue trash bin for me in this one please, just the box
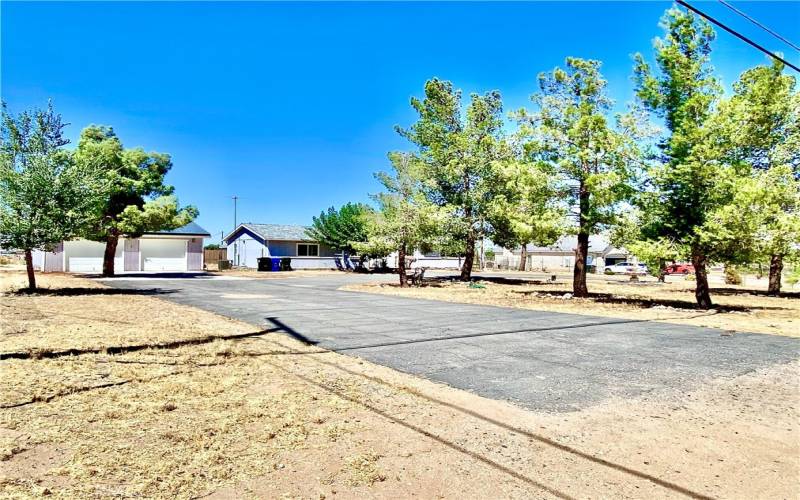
[271,258,282,272]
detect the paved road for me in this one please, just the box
[102,273,799,412]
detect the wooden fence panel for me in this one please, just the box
[204,248,227,264]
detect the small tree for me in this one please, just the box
[75,126,197,276]
[306,202,370,258]
[397,79,510,281]
[633,6,723,308]
[487,158,565,271]
[0,103,104,289]
[518,57,642,297]
[355,153,443,287]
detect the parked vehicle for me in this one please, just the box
[662,263,695,275]
[604,262,648,275]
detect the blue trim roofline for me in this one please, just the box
[224,225,266,245]
[143,221,211,237]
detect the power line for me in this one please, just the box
[717,0,800,53]
[676,0,800,73]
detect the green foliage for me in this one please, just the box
[695,61,800,277]
[397,79,511,278]
[204,243,220,250]
[614,219,684,278]
[355,153,445,261]
[518,57,644,294]
[76,125,197,240]
[632,7,723,307]
[520,57,641,233]
[306,202,370,254]
[0,105,94,248]
[487,158,565,251]
[0,102,106,288]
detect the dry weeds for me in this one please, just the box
[1,270,798,498]
[344,275,800,337]
[0,271,252,355]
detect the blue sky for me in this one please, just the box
[3,1,799,243]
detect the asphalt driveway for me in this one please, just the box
[102,273,800,412]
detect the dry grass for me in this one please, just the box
[2,270,798,498]
[0,271,252,356]
[344,274,800,337]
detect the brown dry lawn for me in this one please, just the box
[1,271,798,499]
[344,272,800,338]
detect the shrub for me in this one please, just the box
[724,265,743,285]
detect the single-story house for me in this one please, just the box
[32,222,211,273]
[493,235,631,273]
[224,223,337,269]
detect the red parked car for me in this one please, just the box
[662,263,695,275]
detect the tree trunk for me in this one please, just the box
[691,251,713,309]
[103,231,119,277]
[518,244,528,271]
[460,231,475,282]
[572,185,590,298]
[24,249,36,290]
[573,232,589,298]
[398,244,408,287]
[657,258,666,283]
[767,254,783,296]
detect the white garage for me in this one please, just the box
[64,240,123,273]
[140,238,187,272]
[33,222,211,274]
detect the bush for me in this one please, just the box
[724,265,743,285]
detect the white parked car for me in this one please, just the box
[604,262,648,275]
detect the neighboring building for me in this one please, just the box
[383,250,463,270]
[493,235,630,273]
[224,223,336,269]
[32,222,210,273]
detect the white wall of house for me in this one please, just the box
[230,233,268,268]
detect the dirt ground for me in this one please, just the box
[1,271,798,499]
[344,273,800,338]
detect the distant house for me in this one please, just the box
[493,235,630,273]
[32,222,211,273]
[224,223,336,269]
[383,250,463,270]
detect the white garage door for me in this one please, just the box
[141,239,187,272]
[65,240,123,273]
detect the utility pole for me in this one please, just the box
[232,195,239,232]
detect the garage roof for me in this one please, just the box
[145,222,211,237]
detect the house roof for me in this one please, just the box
[144,221,211,237]
[228,223,314,242]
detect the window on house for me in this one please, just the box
[297,243,319,257]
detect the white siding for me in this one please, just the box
[231,234,268,268]
[64,240,123,273]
